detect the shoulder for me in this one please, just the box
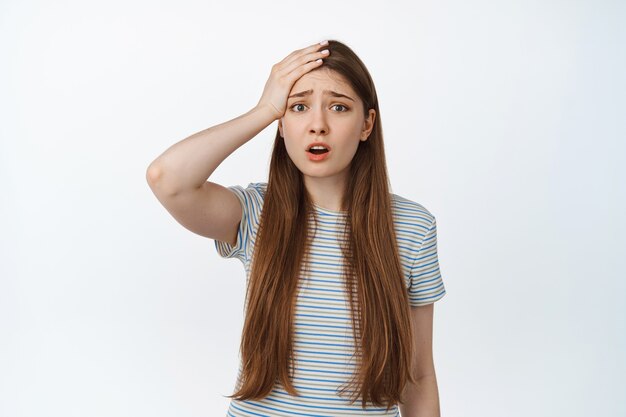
[228,181,267,201]
[247,181,268,196]
[390,192,437,234]
[221,182,268,222]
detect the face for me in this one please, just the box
[278,68,376,187]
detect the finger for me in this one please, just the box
[284,41,325,62]
[283,55,325,84]
[280,48,328,78]
[276,41,327,71]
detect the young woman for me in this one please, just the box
[147,39,447,417]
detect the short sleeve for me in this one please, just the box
[213,182,266,265]
[408,217,447,307]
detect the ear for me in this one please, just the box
[361,109,376,141]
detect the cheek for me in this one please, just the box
[338,125,364,148]
[338,119,363,137]
[282,137,301,160]
[284,141,296,156]
[343,140,362,160]
[281,122,302,150]
[281,119,294,139]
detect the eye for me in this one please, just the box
[332,104,349,112]
[289,103,307,112]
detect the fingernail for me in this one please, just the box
[319,40,329,46]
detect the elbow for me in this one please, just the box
[146,162,178,197]
[146,162,163,185]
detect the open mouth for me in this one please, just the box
[308,148,329,155]
[307,145,330,155]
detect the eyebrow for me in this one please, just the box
[288,89,355,102]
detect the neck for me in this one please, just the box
[303,172,347,212]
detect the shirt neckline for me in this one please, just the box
[312,203,348,216]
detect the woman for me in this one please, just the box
[146,39,447,417]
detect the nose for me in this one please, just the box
[308,106,329,136]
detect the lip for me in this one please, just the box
[305,141,331,162]
[307,150,330,161]
[305,142,332,152]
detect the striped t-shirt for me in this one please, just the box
[213,182,446,417]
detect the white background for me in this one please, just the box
[1,0,624,416]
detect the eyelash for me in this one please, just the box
[289,103,350,113]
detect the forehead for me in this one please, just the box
[290,69,356,97]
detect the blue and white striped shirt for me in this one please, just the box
[214,182,446,417]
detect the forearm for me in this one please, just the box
[147,104,276,195]
[399,374,441,417]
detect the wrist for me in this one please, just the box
[254,102,281,122]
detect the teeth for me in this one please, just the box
[310,145,327,150]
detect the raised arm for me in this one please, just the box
[146,105,276,245]
[145,40,330,245]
